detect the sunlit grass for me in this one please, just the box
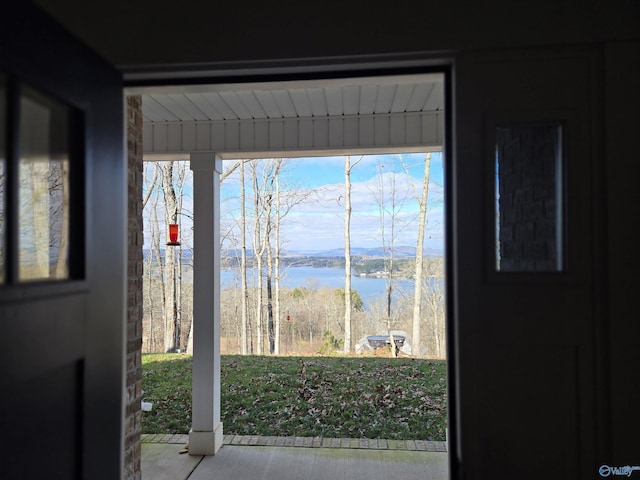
[142,353,447,441]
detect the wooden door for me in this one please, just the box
[0,4,124,479]
[453,47,603,479]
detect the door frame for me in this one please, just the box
[128,55,460,473]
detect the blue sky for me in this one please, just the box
[285,153,444,188]
[219,152,445,254]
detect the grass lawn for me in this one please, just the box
[142,353,447,441]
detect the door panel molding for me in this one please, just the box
[454,45,602,479]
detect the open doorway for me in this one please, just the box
[140,151,448,439]
[134,68,452,478]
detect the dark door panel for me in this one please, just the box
[454,47,602,479]
[0,3,124,479]
[2,360,83,479]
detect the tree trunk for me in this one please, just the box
[265,161,283,355]
[342,155,363,354]
[412,152,431,357]
[145,238,155,352]
[251,160,280,355]
[266,213,275,354]
[255,233,263,354]
[143,163,159,351]
[174,162,187,351]
[274,164,282,355]
[142,163,158,210]
[150,185,165,352]
[343,155,353,354]
[389,321,398,358]
[372,162,405,357]
[161,162,179,353]
[186,315,194,355]
[240,160,248,355]
[252,163,264,355]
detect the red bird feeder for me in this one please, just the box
[167,223,181,246]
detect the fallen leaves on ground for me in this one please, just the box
[142,353,447,441]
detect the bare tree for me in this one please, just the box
[239,160,249,355]
[423,273,446,359]
[273,163,282,354]
[142,163,159,209]
[265,160,283,354]
[234,158,309,355]
[142,160,193,354]
[343,155,363,354]
[142,163,160,352]
[250,160,279,354]
[370,161,410,357]
[174,162,189,350]
[251,161,264,354]
[150,176,165,352]
[161,162,179,352]
[409,153,431,357]
[271,160,312,354]
[266,198,275,354]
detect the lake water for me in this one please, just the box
[221,266,417,308]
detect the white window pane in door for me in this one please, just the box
[18,86,70,281]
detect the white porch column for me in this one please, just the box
[188,153,223,455]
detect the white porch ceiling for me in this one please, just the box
[142,74,444,122]
[138,73,445,158]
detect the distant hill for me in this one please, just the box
[143,248,193,261]
[302,246,417,258]
[146,245,443,262]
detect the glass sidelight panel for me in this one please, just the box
[18,86,70,281]
[495,124,563,272]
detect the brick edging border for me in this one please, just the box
[141,434,447,452]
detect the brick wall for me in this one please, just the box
[125,95,143,480]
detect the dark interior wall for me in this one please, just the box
[30,1,640,476]
[604,42,640,466]
[36,0,640,69]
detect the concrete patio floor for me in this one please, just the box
[142,434,448,480]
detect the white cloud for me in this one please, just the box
[146,157,446,254]
[274,171,445,251]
